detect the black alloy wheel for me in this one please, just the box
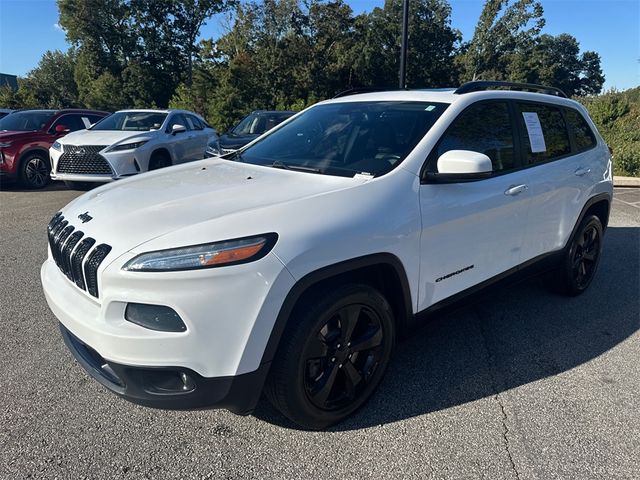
[304,303,385,411]
[551,214,603,296]
[20,153,50,188]
[571,222,601,290]
[265,284,395,430]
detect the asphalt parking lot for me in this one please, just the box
[1,183,638,479]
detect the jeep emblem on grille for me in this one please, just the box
[78,212,93,223]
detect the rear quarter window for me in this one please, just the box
[565,108,597,152]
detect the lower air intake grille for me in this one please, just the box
[47,213,112,298]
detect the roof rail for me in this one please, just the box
[454,81,567,98]
[332,87,390,99]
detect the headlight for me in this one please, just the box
[122,234,278,272]
[205,141,222,157]
[0,141,12,148]
[110,140,148,152]
[52,141,63,152]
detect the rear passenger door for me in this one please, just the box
[185,115,210,159]
[418,101,532,309]
[515,102,590,261]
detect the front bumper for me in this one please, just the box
[50,146,143,182]
[60,324,268,413]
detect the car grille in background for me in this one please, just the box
[47,212,112,298]
[57,145,112,175]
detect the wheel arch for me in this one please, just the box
[566,193,611,249]
[260,253,414,368]
[148,147,173,169]
[19,147,51,167]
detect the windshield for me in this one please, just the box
[92,111,167,131]
[235,101,448,177]
[231,113,291,136]
[0,110,55,132]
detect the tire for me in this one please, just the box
[265,284,395,430]
[19,152,50,189]
[549,214,603,296]
[148,151,172,171]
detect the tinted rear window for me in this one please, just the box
[516,103,571,164]
[565,108,597,152]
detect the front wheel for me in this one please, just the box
[265,284,395,430]
[550,214,603,296]
[19,153,50,189]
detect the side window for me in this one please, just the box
[516,103,571,164]
[87,114,105,127]
[565,108,597,152]
[168,113,189,132]
[188,115,204,130]
[435,101,515,173]
[51,115,86,132]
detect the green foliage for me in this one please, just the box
[581,88,640,177]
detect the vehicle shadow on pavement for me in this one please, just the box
[0,181,70,193]
[253,226,640,431]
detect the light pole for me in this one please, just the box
[399,0,409,89]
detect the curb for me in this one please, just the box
[613,176,640,188]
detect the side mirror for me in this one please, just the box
[437,150,492,174]
[171,124,187,135]
[55,124,70,134]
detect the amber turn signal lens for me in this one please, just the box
[198,240,266,266]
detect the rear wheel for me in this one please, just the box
[265,284,395,430]
[19,152,50,189]
[148,151,172,171]
[550,214,603,296]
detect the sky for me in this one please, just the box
[0,0,638,91]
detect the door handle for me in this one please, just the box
[504,184,528,196]
[574,167,591,177]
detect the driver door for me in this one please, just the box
[418,101,532,310]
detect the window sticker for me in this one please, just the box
[522,112,546,153]
[81,117,91,128]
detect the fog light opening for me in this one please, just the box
[124,303,187,332]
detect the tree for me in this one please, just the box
[57,0,232,109]
[461,0,544,81]
[351,0,461,88]
[16,50,80,108]
[508,34,605,96]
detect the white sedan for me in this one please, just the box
[50,109,217,186]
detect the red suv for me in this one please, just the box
[0,109,109,188]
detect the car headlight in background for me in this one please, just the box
[52,141,63,152]
[109,141,148,152]
[205,140,222,157]
[122,233,278,272]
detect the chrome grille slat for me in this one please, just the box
[46,214,111,298]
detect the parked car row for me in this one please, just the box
[0,108,293,189]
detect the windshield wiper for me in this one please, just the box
[271,160,321,173]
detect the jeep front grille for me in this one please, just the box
[47,212,112,298]
[57,145,112,175]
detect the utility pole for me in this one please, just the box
[399,0,409,89]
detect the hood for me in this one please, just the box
[219,133,259,150]
[60,129,153,146]
[60,158,358,255]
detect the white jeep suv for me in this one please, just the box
[41,82,612,429]
[50,109,217,187]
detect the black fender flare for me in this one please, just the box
[259,252,414,367]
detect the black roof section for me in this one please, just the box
[454,81,567,98]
